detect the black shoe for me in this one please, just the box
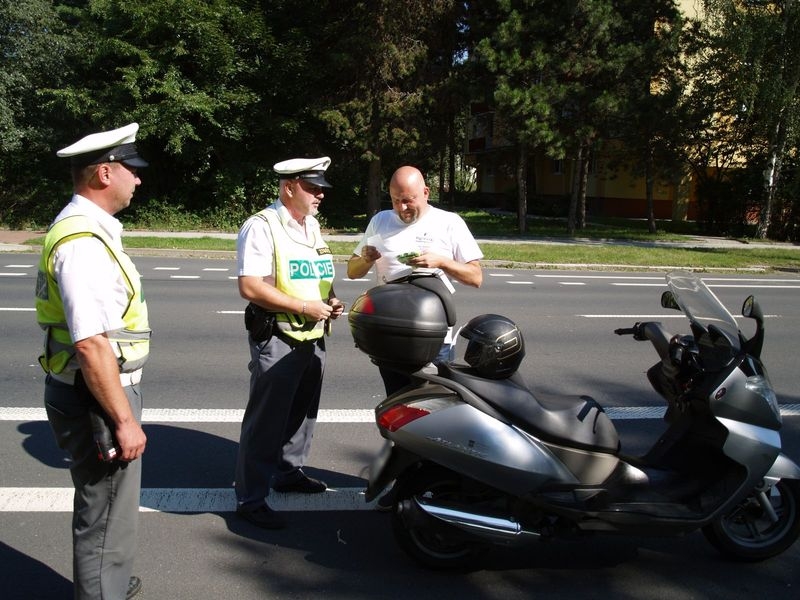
[126,576,142,599]
[273,472,327,494]
[236,504,287,529]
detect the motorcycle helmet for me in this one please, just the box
[459,314,525,379]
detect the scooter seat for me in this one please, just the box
[440,364,620,454]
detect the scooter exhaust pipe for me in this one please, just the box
[401,497,542,545]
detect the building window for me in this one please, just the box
[552,159,563,175]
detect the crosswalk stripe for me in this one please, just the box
[0,487,376,513]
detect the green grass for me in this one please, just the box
[124,236,236,251]
[479,244,800,270]
[327,242,799,271]
[19,220,800,271]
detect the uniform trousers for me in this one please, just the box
[235,333,325,509]
[44,375,143,600]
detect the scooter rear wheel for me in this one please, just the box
[390,464,486,570]
[702,479,800,562]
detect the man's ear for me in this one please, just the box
[95,163,113,185]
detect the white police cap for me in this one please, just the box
[57,122,149,168]
[274,156,332,188]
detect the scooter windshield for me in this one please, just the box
[666,271,741,354]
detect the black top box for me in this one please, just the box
[349,274,456,371]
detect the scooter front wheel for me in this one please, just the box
[391,464,487,570]
[703,479,800,562]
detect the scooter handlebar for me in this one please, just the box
[614,327,637,336]
[614,322,648,340]
[616,322,673,359]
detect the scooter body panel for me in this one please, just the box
[388,402,582,495]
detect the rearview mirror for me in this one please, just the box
[742,295,763,321]
[661,291,680,311]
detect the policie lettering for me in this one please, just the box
[289,259,334,280]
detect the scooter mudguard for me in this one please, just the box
[365,441,420,502]
[765,452,800,481]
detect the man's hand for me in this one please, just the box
[361,245,382,263]
[115,420,147,462]
[74,333,147,462]
[328,298,345,320]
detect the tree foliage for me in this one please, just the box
[0,0,799,239]
[476,0,681,234]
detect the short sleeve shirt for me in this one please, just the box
[236,200,324,284]
[50,196,131,343]
[353,206,483,283]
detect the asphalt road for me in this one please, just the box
[2,254,800,599]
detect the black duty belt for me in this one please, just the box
[274,329,320,349]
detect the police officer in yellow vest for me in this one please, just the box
[234,156,344,529]
[36,123,150,599]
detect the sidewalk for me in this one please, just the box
[3,227,799,252]
[0,229,43,251]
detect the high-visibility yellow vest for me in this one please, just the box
[256,208,334,342]
[35,215,151,374]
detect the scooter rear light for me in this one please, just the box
[378,404,430,432]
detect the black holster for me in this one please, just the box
[244,302,276,343]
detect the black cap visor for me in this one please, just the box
[297,171,332,188]
[71,143,149,168]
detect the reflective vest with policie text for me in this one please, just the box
[35,215,151,375]
[256,208,334,342]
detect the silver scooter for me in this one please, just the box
[349,270,800,569]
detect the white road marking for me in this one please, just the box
[613,282,669,287]
[508,281,534,285]
[535,274,663,280]
[559,282,586,286]
[708,285,800,289]
[0,272,26,277]
[202,268,229,272]
[4,405,798,423]
[0,407,376,422]
[0,307,35,311]
[0,487,376,513]
[153,267,180,271]
[579,314,685,319]
[170,275,200,279]
[3,404,798,514]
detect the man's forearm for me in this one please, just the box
[347,255,374,279]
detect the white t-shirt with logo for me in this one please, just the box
[353,206,483,284]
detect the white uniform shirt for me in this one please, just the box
[237,199,322,284]
[51,195,130,344]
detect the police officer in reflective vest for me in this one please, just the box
[235,156,344,529]
[36,123,150,599]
